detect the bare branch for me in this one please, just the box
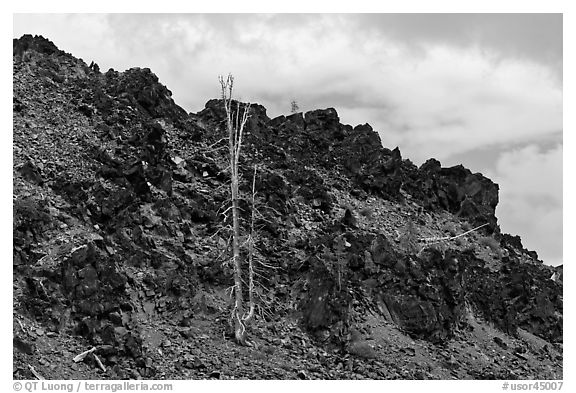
[257,261,282,270]
[204,137,229,151]
[73,347,97,363]
[421,223,488,245]
[28,365,44,380]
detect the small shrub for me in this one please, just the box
[290,99,300,113]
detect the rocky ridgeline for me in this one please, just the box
[13,35,562,379]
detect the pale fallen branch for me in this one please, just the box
[93,353,106,372]
[421,223,489,245]
[73,347,96,363]
[28,364,44,380]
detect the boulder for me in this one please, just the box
[17,160,44,186]
[414,161,500,230]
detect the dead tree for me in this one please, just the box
[219,74,252,345]
[290,99,300,113]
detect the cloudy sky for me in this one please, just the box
[13,13,563,266]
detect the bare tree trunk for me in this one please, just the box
[220,74,251,345]
[230,161,245,344]
[243,165,257,326]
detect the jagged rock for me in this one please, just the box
[106,67,188,122]
[123,162,151,196]
[370,234,396,267]
[13,337,35,354]
[125,334,142,358]
[108,312,123,326]
[414,161,500,231]
[342,208,357,228]
[501,233,541,261]
[551,265,563,284]
[384,295,443,339]
[286,167,333,213]
[255,170,291,214]
[301,259,351,338]
[13,34,60,58]
[17,160,44,186]
[493,336,508,349]
[305,108,342,137]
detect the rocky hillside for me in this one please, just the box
[13,35,562,380]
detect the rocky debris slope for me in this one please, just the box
[13,35,562,380]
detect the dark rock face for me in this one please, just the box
[299,228,562,344]
[13,34,60,58]
[105,67,188,122]
[302,260,349,331]
[263,110,406,199]
[337,124,405,198]
[466,256,562,342]
[255,170,291,215]
[370,248,467,342]
[286,167,333,213]
[406,159,500,231]
[23,242,137,354]
[299,231,464,343]
[304,108,342,136]
[13,197,52,267]
[501,233,540,261]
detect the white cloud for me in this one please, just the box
[487,144,563,265]
[371,45,562,165]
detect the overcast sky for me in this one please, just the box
[13,13,563,266]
